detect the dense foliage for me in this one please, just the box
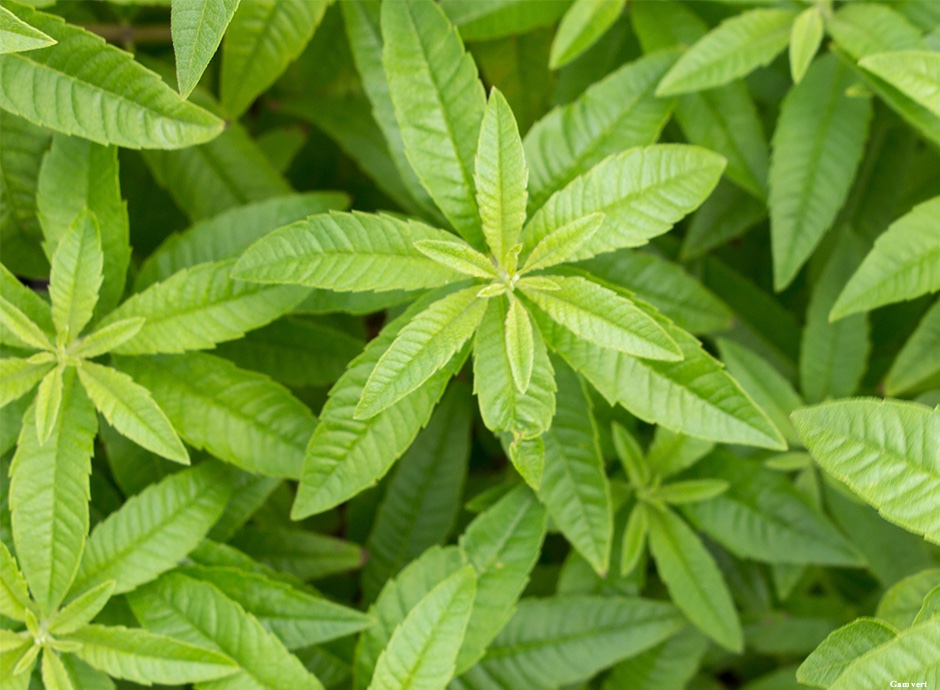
[1,0,939,689]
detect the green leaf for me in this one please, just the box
[769,55,872,290]
[10,368,96,615]
[233,211,463,293]
[356,286,485,420]
[76,360,188,463]
[67,624,238,685]
[70,318,145,360]
[0,357,50,408]
[414,239,498,280]
[504,297,534,393]
[886,299,940,395]
[41,650,74,690]
[657,479,729,505]
[369,566,476,690]
[827,3,925,61]
[172,0,241,98]
[0,541,31,621]
[49,580,115,635]
[221,0,328,117]
[475,88,527,266]
[789,7,823,83]
[58,656,113,690]
[656,9,796,96]
[603,628,708,690]
[797,618,898,689]
[860,51,940,118]
[792,398,940,545]
[831,197,940,319]
[522,145,725,260]
[646,505,743,651]
[70,463,231,596]
[0,4,55,54]
[539,360,613,575]
[620,503,649,576]
[550,0,626,69]
[612,422,649,487]
[114,353,316,478]
[382,0,487,246]
[33,365,63,445]
[521,213,604,274]
[48,211,102,344]
[681,179,767,259]
[102,260,307,355]
[229,527,366,581]
[0,4,223,148]
[647,427,714,480]
[0,295,53,351]
[442,0,568,42]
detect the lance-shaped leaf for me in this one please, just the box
[620,503,649,576]
[10,368,96,615]
[603,628,708,690]
[475,87,527,265]
[414,239,498,280]
[382,0,487,246]
[0,358,50,409]
[70,318,144,360]
[0,4,223,148]
[172,0,241,98]
[522,145,725,260]
[831,197,940,319]
[647,505,742,651]
[0,4,54,54]
[70,463,231,596]
[521,275,681,361]
[66,624,238,685]
[789,7,823,84]
[115,353,315,478]
[33,365,63,445]
[369,566,476,690]
[234,211,463,292]
[0,542,31,621]
[792,398,940,544]
[356,286,485,419]
[657,9,797,96]
[48,580,114,635]
[229,528,366,581]
[797,618,898,688]
[102,260,306,355]
[221,0,328,117]
[504,297,534,393]
[440,0,567,42]
[886,300,940,395]
[0,295,53,351]
[76,360,188,464]
[549,0,626,69]
[521,213,604,274]
[860,51,940,118]
[769,56,872,290]
[48,211,102,344]
[41,650,73,690]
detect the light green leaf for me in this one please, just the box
[41,650,74,690]
[549,0,626,69]
[49,211,102,344]
[0,541,31,621]
[646,505,743,651]
[507,435,545,490]
[356,287,485,419]
[71,463,231,596]
[769,56,872,290]
[525,50,674,211]
[0,357,50,408]
[172,0,241,98]
[0,295,53,351]
[620,503,648,576]
[382,0,487,246]
[414,239,498,280]
[70,318,145,360]
[797,618,898,689]
[522,145,725,260]
[831,197,940,319]
[59,656,113,690]
[233,211,463,293]
[827,3,924,61]
[76,360,188,464]
[221,0,328,117]
[539,360,613,575]
[657,479,729,505]
[521,213,604,274]
[229,527,366,581]
[792,398,940,544]
[861,51,940,118]
[656,9,796,96]
[49,580,115,635]
[102,260,306,355]
[612,422,649,487]
[504,297,534,394]
[67,624,238,685]
[886,299,940,395]
[33,365,63,445]
[0,4,55,54]
[521,275,682,360]
[603,628,708,690]
[0,3,223,148]
[789,7,823,83]
[114,353,316,478]
[442,0,568,42]
[475,87,527,266]
[10,368,96,615]
[647,426,714,480]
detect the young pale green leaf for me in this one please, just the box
[539,360,613,575]
[831,197,940,319]
[382,0,487,247]
[789,7,823,84]
[797,618,898,689]
[76,360,188,464]
[0,296,53,351]
[0,542,31,622]
[229,527,366,582]
[657,9,797,96]
[357,287,485,420]
[860,51,940,118]
[612,422,649,488]
[233,211,463,293]
[521,275,682,361]
[769,56,872,290]
[33,365,63,445]
[70,318,145,360]
[647,505,743,651]
[0,357,50,408]
[0,4,223,148]
[414,239,498,280]
[620,503,649,576]
[475,88,527,266]
[886,300,940,395]
[114,353,315,478]
[0,263,53,340]
[657,479,729,505]
[521,213,604,274]
[504,297,534,393]
[549,0,626,69]
[522,145,725,260]
[49,580,114,636]
[10,368,96,615]
[827,3,924,61]
[41,650,74,690]
[369,566,476,690]
[221,0,327,116]
[792,398,940,544]
[172,0,241,98]
[48,211,102,344]
[0,4,54,54]
[525,50,675,211]
[71,462,231,596]
[473,296,555,438]
[66,624,238,685]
